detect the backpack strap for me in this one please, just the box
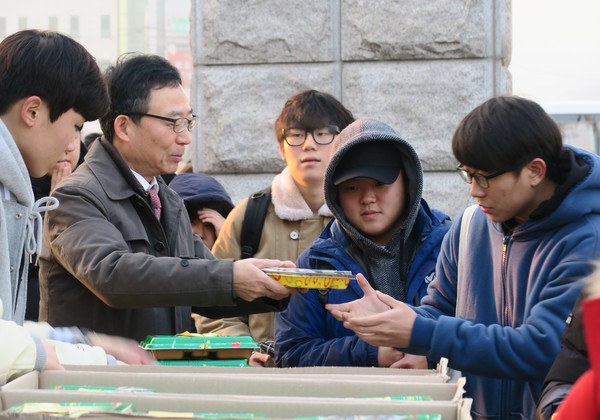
[240,186,272,259]
[456,204,478,317]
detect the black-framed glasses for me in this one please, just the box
[282,125,340,147]
[125,112,198,133]
[456,165,506,189]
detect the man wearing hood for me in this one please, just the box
[274,118,451,368]
[169,172,234,250]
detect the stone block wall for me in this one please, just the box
[190,0,511,220]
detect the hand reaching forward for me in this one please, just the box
[326,273,390,320]
[326,273,417,348]
[42,339,65,371]
[86,333,155,365]
[232,258,296,302]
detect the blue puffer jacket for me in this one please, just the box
[408,146,600,419]
[275,118,452,368]
[275,201,450,367]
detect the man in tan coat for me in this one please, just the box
[202,90,354,366]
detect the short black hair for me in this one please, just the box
[0,30,108,122]
[100,53,182,141]
[274,90,355,143]
[452,96,563,177]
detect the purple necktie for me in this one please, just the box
[149,187,161,220]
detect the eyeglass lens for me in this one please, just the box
[284,126,339,146]
[173,117,197,133]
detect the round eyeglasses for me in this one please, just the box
[456,165,506,189]
[282,125,340,147]
[125,112,198,133]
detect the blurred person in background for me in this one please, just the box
[169,172,234,250]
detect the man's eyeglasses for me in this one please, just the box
[125,113,198,133]
[282,125,340,147]
[456,165,506,189]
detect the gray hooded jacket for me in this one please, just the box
[324,118,425,300]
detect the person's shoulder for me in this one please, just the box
[227,196,250,220]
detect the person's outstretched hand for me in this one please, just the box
[338,290,417,348]
[326,273,390,321]
[326,273,416,348]
[41,339,65,371]
[86,333,155,365]
[232,258,295,302]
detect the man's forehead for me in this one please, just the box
[147,85,192,115]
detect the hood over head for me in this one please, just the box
[169,173,234,219]
[324,118,424,247]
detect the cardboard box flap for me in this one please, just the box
[26,370,461,400]
[62,364,449,380]
[1,390,469,419]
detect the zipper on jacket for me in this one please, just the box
[500,233,511,419]
[501,234,510,324]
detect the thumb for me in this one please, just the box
[356,273,376,296]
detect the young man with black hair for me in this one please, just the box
[327,96,600,419]
[0,30,151,385]
[205,90,355,366]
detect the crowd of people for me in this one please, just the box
[1,29,599,419]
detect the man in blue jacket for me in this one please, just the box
[327,96,600,419]
[275,118,451,368]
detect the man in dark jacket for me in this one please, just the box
[39,54,294,341]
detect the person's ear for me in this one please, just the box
[20,96,43,127]
[114,115,131,142]
[527,158,547,187]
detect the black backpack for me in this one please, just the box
[240,186,271,259]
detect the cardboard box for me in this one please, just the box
[1,369,472,419]
[3,370,465,400]
[60,358,451,383]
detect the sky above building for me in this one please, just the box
[510,0,600,105]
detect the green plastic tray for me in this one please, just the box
[140,333,257,360]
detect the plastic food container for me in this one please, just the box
[139,333,257,360]
[262,268,353,289]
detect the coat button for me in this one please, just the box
[15,213,22,219]
[154,242,165,252]
[180,260,190,267]
[290,230,299,240]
